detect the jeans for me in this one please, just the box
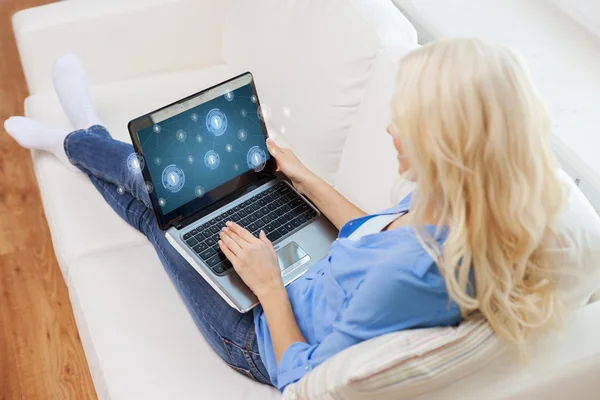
[64,126,272,385]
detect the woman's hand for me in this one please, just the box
[220,221,307,363]
[218,221,283,300]
[266,137,314,195]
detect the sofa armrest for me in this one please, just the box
[13,0,233,95]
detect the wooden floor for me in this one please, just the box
[0,1,98,399]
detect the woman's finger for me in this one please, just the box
[266,137,284,157]
[259,230,277,258]
[226,221,255,242]
[219,240,239,263]
[223,226,250,248]
[219,229,243,255]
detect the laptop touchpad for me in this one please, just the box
[277,242,310,273]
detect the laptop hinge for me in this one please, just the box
[170,217,184,230]
[172,222,184,230]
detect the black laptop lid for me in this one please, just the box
[128,72,276,230]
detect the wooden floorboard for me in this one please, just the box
[0,1,98,399]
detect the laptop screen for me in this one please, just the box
[129,73,275,229]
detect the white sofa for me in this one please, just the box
[393,0,600,213]
[12,0,600,399]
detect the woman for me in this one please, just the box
[5,38,568,391]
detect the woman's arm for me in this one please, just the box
[299,174,366,230]
[218,222,306,362]
[219,225,445,390]
[266,138,366,230]
[260,286,306,363]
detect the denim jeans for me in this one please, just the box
[64,126,272,385]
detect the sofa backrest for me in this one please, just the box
[222,0,418,195]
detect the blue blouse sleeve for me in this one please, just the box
[275,267,453,391]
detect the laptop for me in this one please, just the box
[128,72,338,312]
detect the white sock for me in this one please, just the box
[4,116,80,173]
[52,53,103,130]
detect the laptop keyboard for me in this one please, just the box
[181,182,318,276]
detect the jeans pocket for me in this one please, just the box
[222,337,269,384]
[242,348,271,385]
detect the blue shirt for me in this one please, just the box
[253,193,462,391]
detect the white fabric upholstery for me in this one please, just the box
[68,243,279,400]
[284,314,504,400]
[334,46,415,213]
[12,0,600,399]
[412,300,600,400]
[222,0,417,184]
[13,0,233,94]
[393,0,600,206]
[552,170,600,308]
[284,301,600,400]
[552,0,600,40]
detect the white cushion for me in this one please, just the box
[13,0,233,94]
[394,0,600,204]
[412,301,600,400]
[552,169,600,308]
[552,0,600,40]
[26,64,244,272]
[283,314,503,400]
[222,0,418,184]
[333,45,417,213]
[68,243,280,400]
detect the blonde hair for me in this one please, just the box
[391,38,566,346]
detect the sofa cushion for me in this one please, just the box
[222,0,418,185]
[68,243,280,400]
[283,314,503,400]
[551,169,600,308]
[283,301,600,400]
[26,64,243,272]
[13,0,234,95]
[333,46,416,213]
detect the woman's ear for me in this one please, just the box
[386,124,395,136]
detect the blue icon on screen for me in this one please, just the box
[206,109,227,136]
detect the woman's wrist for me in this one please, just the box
[258,284,289,308]
[295,171,320,197]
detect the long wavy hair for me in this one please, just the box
[390,38,567,346]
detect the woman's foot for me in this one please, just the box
[53,53,103,130]
[4,116,80,172]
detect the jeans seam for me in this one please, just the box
[92,163,151,209]
[243,349,269,383]
[229,364,255,379]
[222,329,269,384]
[221,338,238,366]
[65,129,152,209]
[222,338,263,383]
[97,179,150,227]
[243,326,270,383]
[246,326,264,360]
[222,334,261,357]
